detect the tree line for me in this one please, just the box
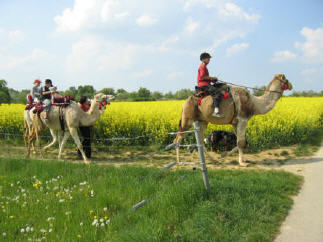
[0,79,193,104]
[1,79,322,104]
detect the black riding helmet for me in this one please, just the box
[200,52,212,61]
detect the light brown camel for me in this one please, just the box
[173,74,293,166]
[26,93,114,164]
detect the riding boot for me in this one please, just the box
[211,96,224,118]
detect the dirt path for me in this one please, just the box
[275,145,323,242]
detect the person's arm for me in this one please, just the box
[200,76,218,82]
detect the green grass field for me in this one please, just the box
[0,158,301,241]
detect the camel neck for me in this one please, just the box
[252,83,282,115]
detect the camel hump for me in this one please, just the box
[231,87,254,118]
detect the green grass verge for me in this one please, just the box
[0,158,302,241]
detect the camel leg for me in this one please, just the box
[235,119,248,167]
[69,127,89,164]
[58,131,70,160]
[26,127,37,158]
[174,118,194,163]
[43,129,57,151]
[35,127,44,159]
[198,122,217,163]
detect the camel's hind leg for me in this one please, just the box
[57,131,70,160]
[69,127,89,164]
[43,129,57,151]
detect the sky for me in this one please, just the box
[0,0,322,93]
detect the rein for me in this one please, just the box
[217,80,285,95]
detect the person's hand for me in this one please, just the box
[50,91,55,94]
[211,77,218,82]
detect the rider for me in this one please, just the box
[42,79,57,121]
[197,52,223,118]
[31,79,42,101]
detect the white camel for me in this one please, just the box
[26,93,114,164]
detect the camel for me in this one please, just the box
[26,93,114,164]
[173,74,293,167]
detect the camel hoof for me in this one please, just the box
[221,151,227,158]
[239,162,249,167]
[84,160,90,165]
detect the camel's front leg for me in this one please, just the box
[43,129,57,151]
[58,131,70,160]
[173,118,194,163]
[69,127,89,164]
[236,119,248,167]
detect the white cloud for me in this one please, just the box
[184,17,199,33]
[219,3,260,22]
[0,48,55,71]
[184,0,217,11]
[301,68,317,75]
[54,0,123,32]
[295,27,323,62]
[226,42,249,57]
[271,50,297,62]
[136,15,158,27]
[159,35,180,52]
[131,70,153,79]
[66,36,151,74]
[167,72,184,80]
[114,12,129,20]
[301,67,323,75]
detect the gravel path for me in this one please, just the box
[275,145,323,242]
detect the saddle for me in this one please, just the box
[27,95,75,114]
[52,95,75,108]
[194,83,231,106]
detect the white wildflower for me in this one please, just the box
[65,211,71,215]
[47,217,55,221]
[106,219,111,225]
[2,232,6,237]
[21,228,25,233]
[100,218,104,223]
[91,219,98,226]
[100,223,105,227]
[80,222,83,226]
[59,199,65,203]
[103,207,107,211]
[90,190,94,197]
[40,229,46,233]
[48,228,52,233]
[26,227,30,232]
[30,227,34,232]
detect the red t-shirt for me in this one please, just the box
[197,64,210,87]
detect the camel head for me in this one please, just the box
[273,73,293,91]
[91,93,115,114]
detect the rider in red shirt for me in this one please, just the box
[197,52,223,118]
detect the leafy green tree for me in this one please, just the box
[100,88,115,95]
[174,89,193,100]
[164,91,174,99]
[151,91,163,100]
[0,80,11,104]
[77,85,96,100]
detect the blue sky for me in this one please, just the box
[0,0,322,93]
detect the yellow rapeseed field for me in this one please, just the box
[0,97,322,149]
